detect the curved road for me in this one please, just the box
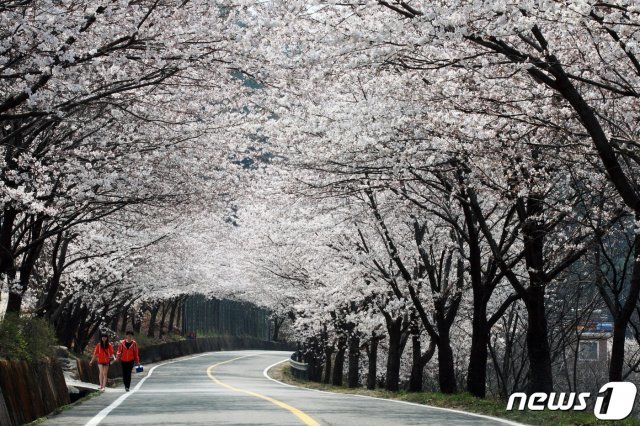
[43,350,516,426]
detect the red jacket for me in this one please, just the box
[116,339,140,363]
[93,343,114,364]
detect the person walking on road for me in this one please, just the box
[89,332,116,391]
[116,330,140,392]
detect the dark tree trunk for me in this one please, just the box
[467,299,489,397]
[147,303,160,338]
[609,233,640,381]
[385,318,407,391]
[175,303,181,333]
[521,185,553,395]
[525,286,553,394]
[5,292,23,314]
[437,330,457,394]
[74,305,91,353]
[37,274,62,319]
[38,234,72,318]
[367,337,379,390]
[0,207,17,279]
[464,206,490,398]
[332,342,346,386]
[309,358,323,382]
[56,300,80,350]
[409,273,460,394]
[408,333,427,392]
[158,301,169,337]
[610,323,627,381]
[133,311,142,334]
[305,340,323,382]
[167,299,178,335]
[176,298,184,334]
[272,317,284,342]
[347,334,360,388]
[323,345,334,384]
[49,294,71,330]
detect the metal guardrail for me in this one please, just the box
[289,352,309,380]
[289,358,308,371]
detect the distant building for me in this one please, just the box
[577,330,611,364]
[576,322,613,363]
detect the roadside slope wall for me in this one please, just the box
[0,358,69,426]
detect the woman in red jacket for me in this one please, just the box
[116,330,140,392]
[89,332,115,391]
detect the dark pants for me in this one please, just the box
[121,360,134,389]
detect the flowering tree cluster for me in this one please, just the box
[229,0,640,397]
[0,0,258,351]
[3,0,640,398]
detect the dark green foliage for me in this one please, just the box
[0,314,56,361]
[0,315,29,360]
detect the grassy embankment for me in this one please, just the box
[269,362,640,426]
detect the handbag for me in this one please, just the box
[135,364,144,373]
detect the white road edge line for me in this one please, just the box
[262,358,526,426]
[85,352,213,426]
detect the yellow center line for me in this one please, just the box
[206,355,320,426]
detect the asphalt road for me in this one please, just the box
[42,350,516,426]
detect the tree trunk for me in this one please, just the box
[56,300,79,350]
[5,292,23,314]
[110,314,119,332]
[467,301,489,397]
[437,327,457,394]
[367,337,379,390]
[385,319,404,391]
[305,340,323,382]
[0,207,17,280]
[323,345,334,384]
[610,321,627,381]
[522,187,553,394]
[525,286,553,394]
[175,301,182,333]
[37,274,61,318]
[133,311,142,334]
[158,301,169,337]
[147,303,160,338]
[38,234,72,318]
[347,334,360,388]
[409,334,424,392]
[465,209,490,398]
[74,305,91,353]
[167,299,178,335]
[272,317,284,342]
[332,342,346,386]
[609,233,640,381]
